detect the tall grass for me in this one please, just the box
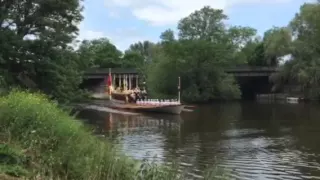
[0,90,225,179]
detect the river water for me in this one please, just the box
[77,102,320,180]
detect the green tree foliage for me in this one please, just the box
[127,41,155,62]
[270,1,320,99]
[0,0,84,102]
[77,38,154,85]
[122,51,145,68]
[35,49,85,102]
[263,27,292,66]
[77,38,123,68]
[246,41,266,66]
[145,7,245,102]
[228,26,257,51]
[160,29,175,42]
[124,41,157,83]
[177,6,227,41]
[237,26,291,67]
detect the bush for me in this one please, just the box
[0,90,225,179]
[0,90,139,179]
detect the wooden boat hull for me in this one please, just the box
[138,104,185,114]
[109,99,185,115]
[286,97,299,104]
[111,92,129,102]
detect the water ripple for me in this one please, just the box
[114,128,320,179]
[78,105,320,180]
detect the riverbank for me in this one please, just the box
[0,91,222,179]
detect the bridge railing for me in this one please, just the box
[84,66,280,76]
[85,68,138,74]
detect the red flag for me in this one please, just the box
[104,75,112,86]
[107,74,112,87]
[104,75,112,94]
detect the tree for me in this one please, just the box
[35,49,85,103]
[146,7,241,101]
[263,27,292,66]
[0,0,85,102]
[228,26,257,50]
[247,41,267,66]
[270,1,320,99]
[228,27,258,65]
[178,6,228,41]
[122,51,145,68]
[160,29,175,42]
[78,38,122,68]
[127,41,155,62]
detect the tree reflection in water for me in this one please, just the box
[77,102,320,179]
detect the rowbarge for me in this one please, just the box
[105,68,186,115]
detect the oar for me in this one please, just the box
[185,105,196,108]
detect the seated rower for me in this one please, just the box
[135,87,140,92]
[115,87,121,92]
[141,88,147,100]
[128,92,136,103]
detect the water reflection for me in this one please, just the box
[77,102,320,179]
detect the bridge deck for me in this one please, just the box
[84,66,279,78]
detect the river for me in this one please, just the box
[77,101,320,180]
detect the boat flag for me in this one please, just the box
[178,76,181,104]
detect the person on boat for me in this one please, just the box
[134,87,140,92]
[141,88,147,100]
[115,87,121,93]
[128,92,137,103]
[135,91,142,101]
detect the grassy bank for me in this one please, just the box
[0,91,225,179]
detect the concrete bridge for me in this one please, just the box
[82,66,280,99]
[84,68,139,79]
[225,66,279,77]
[84,66,279,79]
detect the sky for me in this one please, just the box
[78,0,311,51]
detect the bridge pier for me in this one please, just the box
[236,76,274,100]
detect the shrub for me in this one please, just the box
[0,90,137,179]
[0,90,225,179]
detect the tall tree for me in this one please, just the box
[228,26,257,50]
[160,29,175,42]
[263,27,292,66]
[246,41,267,66]
[128,41,155,62]
[0,0,84,102]
[146,7,242,101]
[122,51,145,68]
[271,1,320,99]
[178,6,228,41]
[228,26,258,64]
[77,38,122,68]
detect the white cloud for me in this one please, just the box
[79,30,105,40]
[77,22,152,51]
[106,0,293,26]
[72,21,105,49]
[74,0,152,51]
[106,27,155,51]
[108,11,121,18]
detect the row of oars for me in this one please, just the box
[183,105,196,112]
